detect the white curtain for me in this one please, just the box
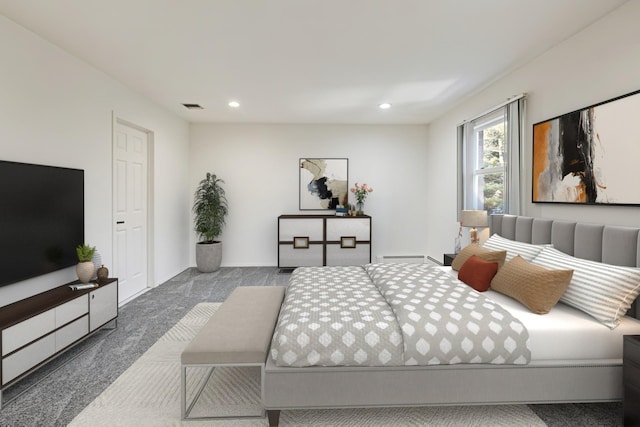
[456,124,465,221]
[504,97,526,215]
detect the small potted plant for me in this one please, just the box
[76,244,96,283]
[193,173,228,272]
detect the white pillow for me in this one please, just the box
[531,246,640,329]
[482,234,550,262]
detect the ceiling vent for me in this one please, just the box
[182,103,203,110]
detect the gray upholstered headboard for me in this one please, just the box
[489,214,640,319]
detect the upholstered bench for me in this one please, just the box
[180,286,285,421]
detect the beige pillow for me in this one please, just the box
[451,244,507,271]
[490,255,573,314]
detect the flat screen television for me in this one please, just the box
[0,160,84,287]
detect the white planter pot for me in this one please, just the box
[76,261,95,284]
[195,241,223,273]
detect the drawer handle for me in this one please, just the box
[341,236,357,249]
[293,237,309,249]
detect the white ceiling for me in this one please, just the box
[0,0,628,124]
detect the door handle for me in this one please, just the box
[117,221,125,224]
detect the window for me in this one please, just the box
[466,109,505,214]
[457,96,525,217]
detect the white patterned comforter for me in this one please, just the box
[270,264,531,367]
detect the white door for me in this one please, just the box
[113,120,148,303]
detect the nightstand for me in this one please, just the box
[443,253,456,267]
[624,335,640,425]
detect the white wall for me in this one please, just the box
[0,16,191,306]
[3,0,637,303]
[189,123,429,266]
[425,1,640,259]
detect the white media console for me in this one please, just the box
[0,278,118,408]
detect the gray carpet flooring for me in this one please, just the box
[0,267,624,426]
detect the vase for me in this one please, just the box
[196,241,223,273]
[91,249,102,280]
[76,261,95,284]
[356,201,364,216]
[96,265,109,284]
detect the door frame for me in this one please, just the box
[111,113,155,297]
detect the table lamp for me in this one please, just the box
[460,210,488,244]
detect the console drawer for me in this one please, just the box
[326,243,371,266]
[2,310,55,356]
[278,244,323,267]
[279,218,324,241]
[56,316,89,352]
[56,295,89,327]
[326,217,371,241]
[3,334,55,384]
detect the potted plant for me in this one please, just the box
[193,173,228,272]
[76,244,96,283]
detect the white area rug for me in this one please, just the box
[70,303,547,426]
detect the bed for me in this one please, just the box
[262,214,640,420]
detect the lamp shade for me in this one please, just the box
[460,210,488,228]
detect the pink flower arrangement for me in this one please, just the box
[350,182,373,204]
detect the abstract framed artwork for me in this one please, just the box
[299,158,348,210]
[532,89,640,205]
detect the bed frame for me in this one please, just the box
[262,214,640,422]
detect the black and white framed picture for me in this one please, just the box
[299,158,348,210]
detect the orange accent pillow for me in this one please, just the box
[457,255,499,292]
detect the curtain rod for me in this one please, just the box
[457,93,527,126]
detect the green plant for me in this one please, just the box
[193,172,229,243]
[76,244,96,262]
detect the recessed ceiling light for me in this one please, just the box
[378,103,392,109]
[182,103,203,110]
[228,101,240,108]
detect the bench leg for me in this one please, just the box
[182,364,265,421]
[267,409,281,427]
[183,365,217,420]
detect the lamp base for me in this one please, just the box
[470,227,480,244]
